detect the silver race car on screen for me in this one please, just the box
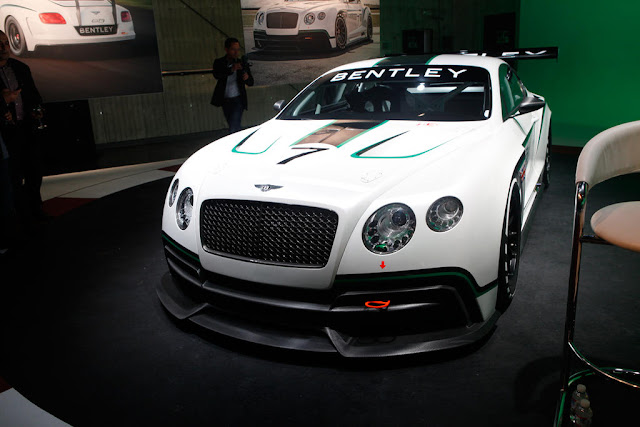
[159,48,556,357]
[253,0,373,52]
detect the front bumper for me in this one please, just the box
[158,233,499,357]
[253,29,333,51]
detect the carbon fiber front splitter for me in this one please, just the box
[157,234,499,358]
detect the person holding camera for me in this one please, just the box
[211,37,254,134]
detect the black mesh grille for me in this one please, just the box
[200,200,338,267]
[266,12,298,29]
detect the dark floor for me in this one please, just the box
[1,153,639,426]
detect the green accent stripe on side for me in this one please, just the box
[536,105,547,151]
[522,126,535,148]
[336,120,388,147]
[425,55,438,65]
[162,233,200,263]
[335,271,498,298]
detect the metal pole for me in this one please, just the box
[111,0,118,31]
[554,181,587,425]
[74,0,81,26]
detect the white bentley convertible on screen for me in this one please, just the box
[159,50,554,357]
[0,0,135,56]
[253,0,372,52]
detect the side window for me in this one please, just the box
[508,70,524,108]
[499,64,525,120]
[499,64,514,120]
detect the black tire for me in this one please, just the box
[6,17,28,57]
[496,175,522,312]
[366,15,373,41]
[542,121,552,189]
[335,14,347,50]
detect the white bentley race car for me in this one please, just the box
[0,0,135,56]
[159,51,553,357]
[253,0,372,51]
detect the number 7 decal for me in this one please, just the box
[278,147,328,165]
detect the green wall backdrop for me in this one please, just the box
[518,0,640,147]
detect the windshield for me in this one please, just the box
[278,65,492,122]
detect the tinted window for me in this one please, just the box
[279,65,492,122]
[499,64,526,120]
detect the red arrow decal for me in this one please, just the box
[380,261,386,269]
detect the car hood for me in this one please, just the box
[193,118,493,210]
[261,1,338,13]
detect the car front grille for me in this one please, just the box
[266,12,298,29]
[200,199,339,268]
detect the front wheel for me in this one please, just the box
[335,15,347,50]
[496,176,522,312]
[366,15,373,41]
[6,17,28,57]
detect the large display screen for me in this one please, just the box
[0,0,162,102]
[241,0,380,86]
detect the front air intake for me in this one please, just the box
[200,199,338,268]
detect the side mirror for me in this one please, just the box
[517,96,546,114]
[273,99,286,112]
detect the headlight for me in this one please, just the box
[168,179,179,207]
[426,197,463,232]
[318,12,326,20]
[363,203,416,254]
[304,13,315,25]
[176,187,193,230]
[258,12,265,25]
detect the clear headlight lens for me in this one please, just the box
[176,187,193,230]
[304,13,315,25]
[362,203,416,254]
[258,12,265,25]
[427,196,463,232]
[168,179,179,207]
[318,12,326,20]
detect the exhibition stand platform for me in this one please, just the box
[0,153,638,426]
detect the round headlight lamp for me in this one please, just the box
[318,12,326,20]
[168,179,179,207]
[363,203,416,254]
[304,13,315,25]
[176,187,194,230]
[258,12,265,25]
[427,196,463,232]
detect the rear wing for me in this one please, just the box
[458,47,558,60]
[73,0,118,26]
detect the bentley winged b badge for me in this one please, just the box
[255,184,283,192]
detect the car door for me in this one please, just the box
[499,64,543,209]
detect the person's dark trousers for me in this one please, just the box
[19,124,44,216]
[0,156,16,248]
[3,122,44,221]
[222,96,243,134]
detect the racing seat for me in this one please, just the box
[554,120,640,425]
[346,85,401,114]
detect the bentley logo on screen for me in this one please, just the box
[75,25,116,36]
[255,185,283,192]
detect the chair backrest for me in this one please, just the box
[576,120,640,188]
